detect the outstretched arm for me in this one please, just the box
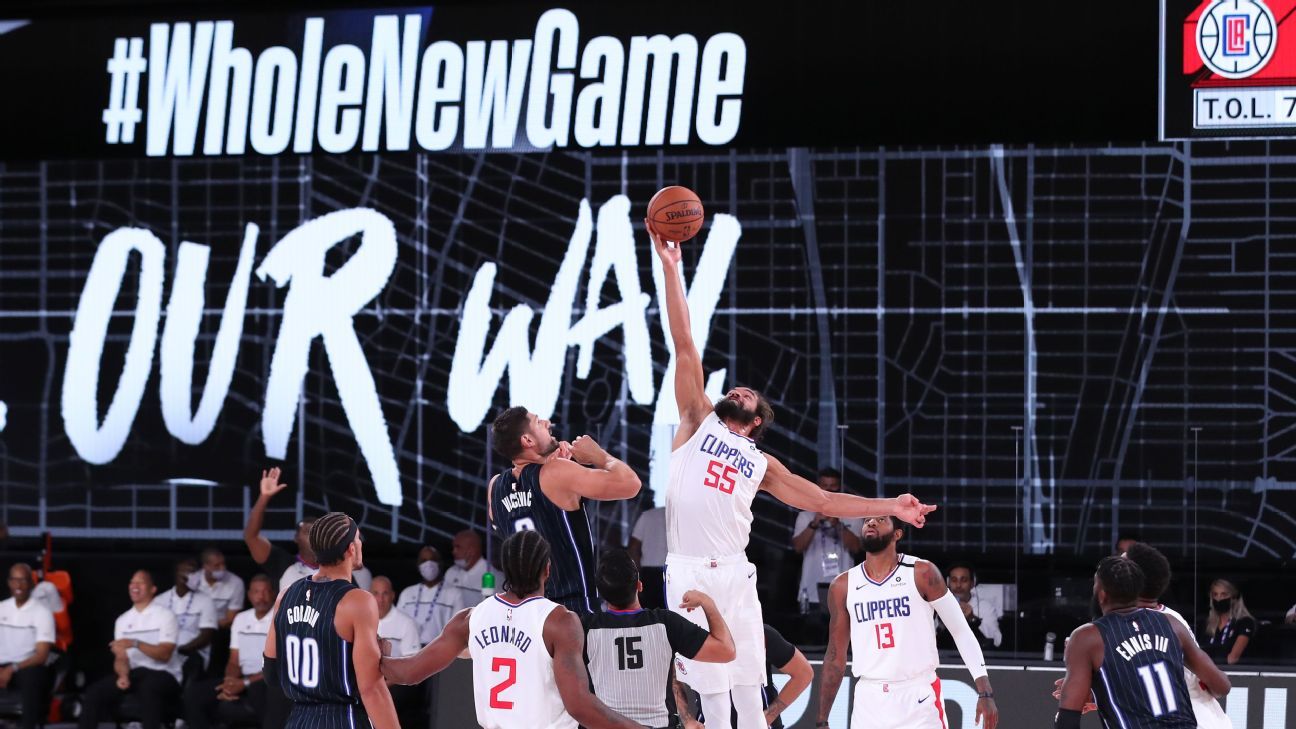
[381,608,472,685]
[816,573,850,725]
[648,219,713,445]
[245,468,289,565]
[760,454,938,528]
[547,609,647,729]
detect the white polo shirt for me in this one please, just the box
[278,561,316,593]
[426,559,487,640]
[0,597,55,664]
[376,606,421,657]
[228,608,272,677]
[397,582,444,644]
[114,602,183,683]
[155,588,218,666]
[194,573,245,618]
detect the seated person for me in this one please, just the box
[78,570,183,729]
[183,575,277,729]
[1199,578,1256,665]
[0,564,55,729]
[371,577,423,729]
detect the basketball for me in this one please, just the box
[647,186,705,242]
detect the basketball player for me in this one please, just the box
[262,513,400,729]
[1055,556,1230,729]
[648,222,938,728]
[380,531,646,729]
[816,516,997,729]
[489,408,641,612]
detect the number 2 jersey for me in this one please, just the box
[1091,608,1195,729]
[469,594,576,729]
[847,554,939,681]
[273,577,361,706]
[667,412,769,557]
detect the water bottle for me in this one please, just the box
[1044,632,1057,661]
[799,588,810,615]
[481,571,496,598]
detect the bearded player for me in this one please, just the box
[648,222,938,728]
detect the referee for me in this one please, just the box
[581,549,735,729]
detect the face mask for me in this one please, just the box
[185,572,203,591]
[418,561,441,583]
[208,569,227,582]
[454,558,469,569]
[1212,598,1233,614]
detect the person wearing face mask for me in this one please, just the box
[194,548,245,630]
[396,546,444,645]
[156,559,218,681]
[424,531,489,639]
[1199,579,1255,665]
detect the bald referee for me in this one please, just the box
[582,550,735,729]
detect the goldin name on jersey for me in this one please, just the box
[698,434,756,478]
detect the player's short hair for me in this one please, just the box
[491,407,531,460]
[248,573,273,589]
[1124,543,1172,601]
[596,549,639,609]
[817,467,842,481]
[748,390,775,441]
[500,530,550,597]
[310,512,359,566]
[1096,555,1144,605]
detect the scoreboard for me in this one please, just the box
[1162,0,1296,138]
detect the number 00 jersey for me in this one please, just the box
[469,594,576,729]
[846,554,939,682]
[667,412,769,557]
[273,577,360,705]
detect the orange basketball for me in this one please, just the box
[647,186,705,242]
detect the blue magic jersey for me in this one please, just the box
[1091,608,1195,729]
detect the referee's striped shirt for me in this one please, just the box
[582,607,709,729]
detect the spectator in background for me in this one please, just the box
[397,546,444,645]
[628,500,666,608]
[183,575,277,729]
[79,570,183,729]
[244,468,320,593]
[426,530,488,638]
[155,558,218,680]
[371,576,423,729]
[1200,579,1255,665]
[0,564,55,729]
[1115,533,1139,555]
[791,469,862,609]
[936,562,1002,649]
[194,548,245,630]
[1286,603,1295,624]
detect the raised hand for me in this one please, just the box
[259,467,289,500]
[893,494,937,528]
[645,218,681,265]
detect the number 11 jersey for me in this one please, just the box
[667,412,769,557]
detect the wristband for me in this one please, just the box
[133,639,140,649]
[816,722,831,728]
[978,692,994,699]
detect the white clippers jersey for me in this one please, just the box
[468,595,576,729]
[667,412,769,557]
[847,555,939,681]
[1157,604,1233,729]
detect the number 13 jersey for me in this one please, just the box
[847,555,939,682]
[667,412,769,557]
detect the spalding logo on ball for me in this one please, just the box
[647,186,705,243]
[1196,0,1277,79]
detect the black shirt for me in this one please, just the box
[1201,616,1256,665]
[695,624,797,729]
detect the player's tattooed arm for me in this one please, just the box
[380,608,471,685]
[914,560,949,602]
[816,573,851,725]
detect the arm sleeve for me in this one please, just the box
[929,591,988,680]
[157,610,180,645]
[34,606,55,644]
[764,624,796,669]
[114,615,125,641]
[662,611,710,660]
[229,615,244,649]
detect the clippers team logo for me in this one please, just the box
[1197,0,1278,78]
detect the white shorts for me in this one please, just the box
[851,675,948,729]
[665,552,765,694]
